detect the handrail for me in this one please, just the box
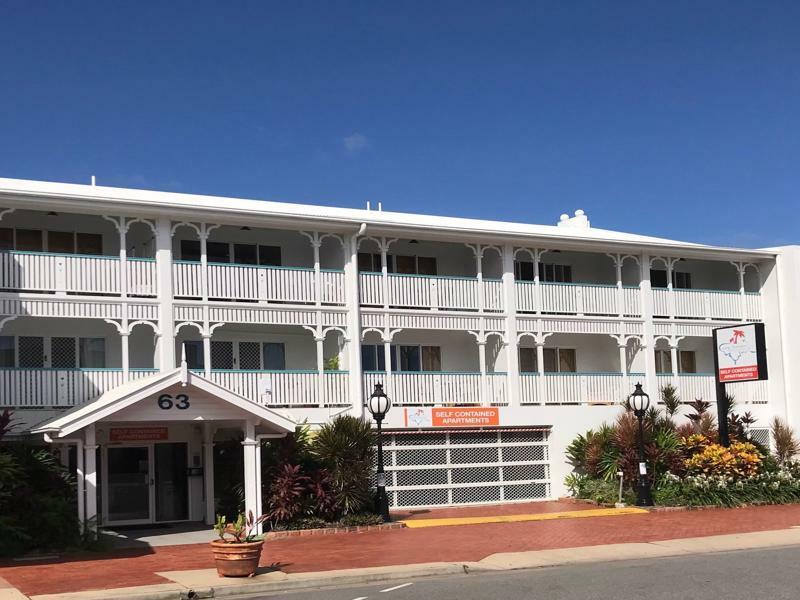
[4,250,117,260]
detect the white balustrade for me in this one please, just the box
[518,282,639,317]
[172,262,344,305]
[362,372,484,406]
[652,288,671,316]
[204,370,350,406]
[358,273,503,312]
[126,258,158,296]
[541,373,625,405]
[358,273,384,306]
[520,374,539,404]
[486,372,508,406]
[657,374,768,405]
[745,293,762,321]
[653,288,759,321]
[483,279,504,312]
[515,282,536,313]
[0,368,155,407]
[622,286,641,316]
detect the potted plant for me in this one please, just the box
[210,511,269,577]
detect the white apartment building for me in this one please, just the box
[0,177,797,527]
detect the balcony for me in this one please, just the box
[203,370,350,407]
[0,368,157,408]
[173,262,346,305]
[0,252,157,297]
[652,288,762,321]
[362,371,508,406]
[516,282,641,316]
[359,273,504,312]
[519,372,628,405]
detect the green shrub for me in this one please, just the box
[338,513,385,527]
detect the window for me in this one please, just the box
[0,336,13,367]
[48,231,74,253]
[183,341,204,369]
[539,263,572,283]
[394,255,437,275]
[358,253,395,273]
[655,350,697,374]
[263,343,286,370]
[52,337,77,368]
[234,244,258,265]
[79,338,105,368]
[395,255,416,274]
[417,256,437,276]
[361,345,386,372]
[181,240,201,262]
[650,269,692,289]
[76,233,103,255]
[519,347,537,372]
[16,229,42,252]
[514,261,535,281]
[530,348,577,373]
[0,228,12,251]
[258,245,281,266]
[207,242,230,264]
[397,345,441,372]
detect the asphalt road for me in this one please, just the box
[255,545,800,599]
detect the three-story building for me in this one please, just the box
[0,177,795,527]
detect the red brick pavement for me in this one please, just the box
[4,504,800,597]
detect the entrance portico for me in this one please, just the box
[32,362,295,529]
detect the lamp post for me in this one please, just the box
[367,383,392,522]
[628,382,654,507]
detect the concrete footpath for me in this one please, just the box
[7,527,800,600]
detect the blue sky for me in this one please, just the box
[1,1,798,247]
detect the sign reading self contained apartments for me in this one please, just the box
[404,407,500,428]
[713,323,768,383]
[109,427,169,442]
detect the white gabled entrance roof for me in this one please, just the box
[32,366,296,438]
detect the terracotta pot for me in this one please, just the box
[210,539,265,577]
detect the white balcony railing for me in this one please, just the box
[652,288,762,321]
[362,371,507,406]
[172,262,346,305]
[204,370,350,407]
[0,251,157,297]
[358,273,504,312]
[0,368,157,408]
[656,373,768,405]
[519,373,627,405]
[516,282,642,317]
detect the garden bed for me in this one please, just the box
[266,521,405,539]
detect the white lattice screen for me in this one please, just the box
[381,428,551,509]
[749,427,770,449]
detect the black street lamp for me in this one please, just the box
[367,383,392,522]
[628,383,654,507]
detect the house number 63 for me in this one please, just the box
[157,394,190,410]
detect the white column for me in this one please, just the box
[119,220,128,299]
[84,425,98,529]
[618,342,629,398]
[666,258,676,319]
[383,338,393,399]
[203,333,212,377]
[316,335,325,407]
[155,218,175,371]
[535,341,546,405]
[203,423,215,525]
[613,255,624,317]
[75,440,85,525]
[502,244,520,406]
[477,339,488,406]
[121,331,130,381]
[380,240,389,309]
[312,236,322,306]
[254,436,263,530]
[200,230,209,302]
[475,248,485,312]
[534,249,542,313]
[345,233,364,416]
[242,421,259,520]
[670,343,679,387]
[737,263,747,322]
[640,254,658,397]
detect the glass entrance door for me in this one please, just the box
[106,446,151,523]
[154,443,189,522]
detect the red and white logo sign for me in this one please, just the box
[715,324,760,383]
[110,427,169,442]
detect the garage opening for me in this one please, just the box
[381,427,551,509]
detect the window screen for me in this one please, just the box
[206,242,230,264]
[183,341,204,369]
[0,228,12,251]
[519,347,537,373]
[52,337,77,368]
[76,233,103,255]
[679,351,697,374]
[238,341,261,370]
[514,261,535,281]
[258,245,281,266]
[18,336,44,368]
[234,244,258,265]
[16,230,42,252]
[180,240,201,262]
[210,341,234,369]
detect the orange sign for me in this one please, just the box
[110,427,169,442]
[431,407,499,427]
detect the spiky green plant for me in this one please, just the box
[771,417,800,465]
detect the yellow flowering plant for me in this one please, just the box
[684,440,763,479]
